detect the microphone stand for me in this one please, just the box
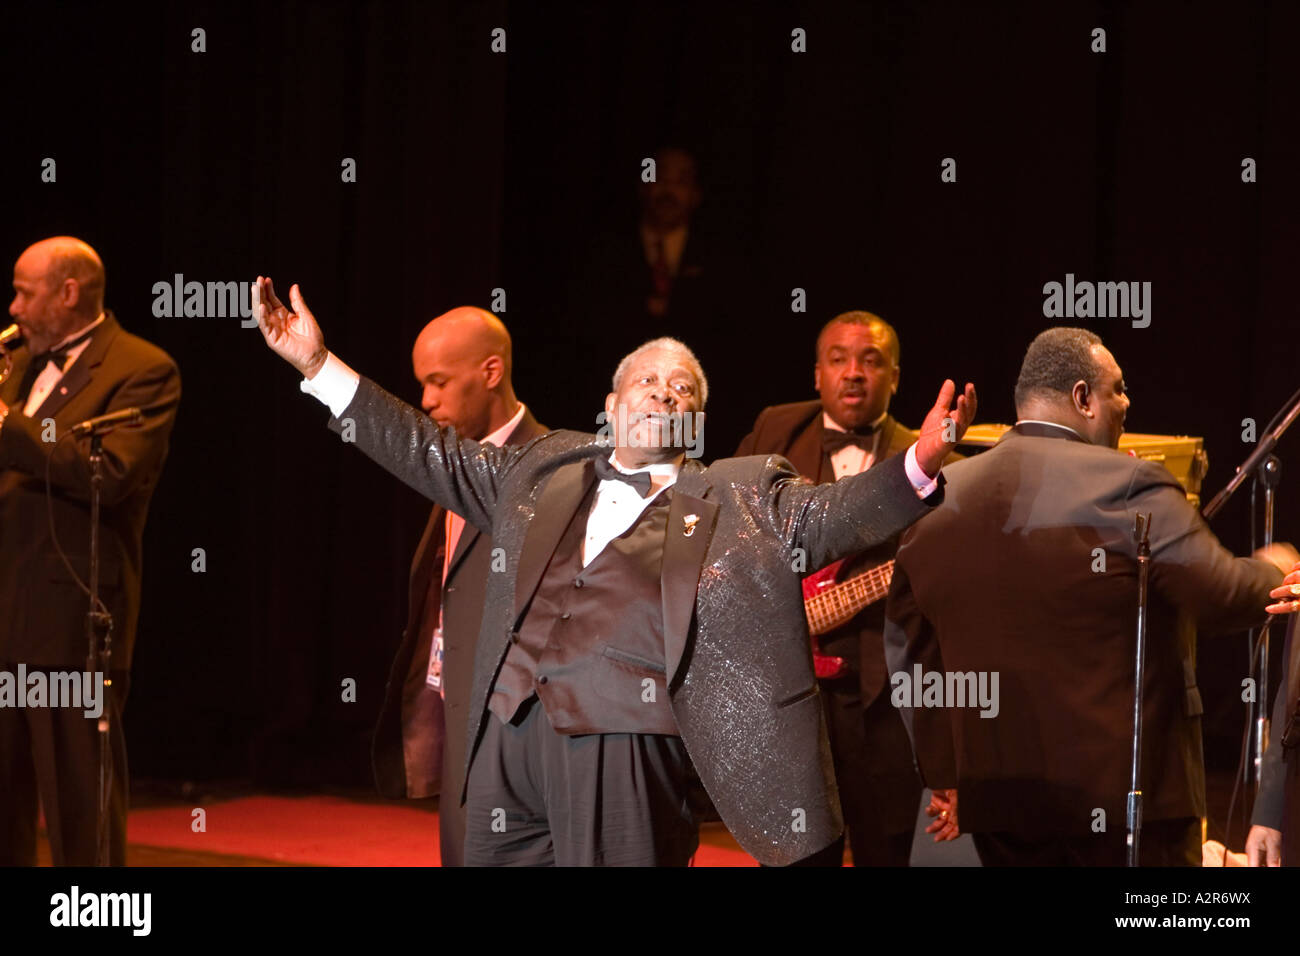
[1127,513,1152,867]
[86,432,116,867]
[1203,387,1300,795]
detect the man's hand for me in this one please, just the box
[915,380,977,478]
[924,788,960,842]
[1245,825,1282,866]
[252,276,328,379]
[1265,558,1300,614]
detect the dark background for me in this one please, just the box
[4,0,1297,839]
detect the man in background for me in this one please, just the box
[371,307,545,866]
[737,311,958,865]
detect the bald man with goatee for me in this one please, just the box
[371,307,546,866]
[1,237,180,865]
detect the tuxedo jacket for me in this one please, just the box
[737,400,958,705]
[1252,614,1300,864]
[0,313,180,669]
[371,409,546,862]
[328,377,938,865]
[884,424,1280,836]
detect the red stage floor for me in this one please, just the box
[38,792,760,866]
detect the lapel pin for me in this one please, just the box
[683,514,699,537]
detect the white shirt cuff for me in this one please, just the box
[904,444,941,500]
[299,352,360,418]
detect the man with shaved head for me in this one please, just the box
[1,237,180,865]
[371,306,544,866]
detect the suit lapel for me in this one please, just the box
[512,459,596,623]
[786,414,828,483]
[661,464,718,687]
[27,314,120,420]
[447,409,545,582]
[446,523,481,581]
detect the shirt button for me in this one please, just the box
[573,578,585,589]
[560,612,572,621]
[537,675,549,685]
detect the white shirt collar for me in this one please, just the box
[481,402,527,448]
[49,312,107,352]
[822,410,888,433]
[608,451,681,480]
[1015,419,1084,440]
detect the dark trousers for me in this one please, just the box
[973,816,1202,867]
[463,696,699,866]
[814,678,922,866]
[0,669,129,866]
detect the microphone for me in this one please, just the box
[71,408,143,436]
[0,324,21,347]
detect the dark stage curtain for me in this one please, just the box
[3,0,1297,794]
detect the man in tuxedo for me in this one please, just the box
[1246,580,1300,866]
[0,237,180,865]
[253,276,976,866]
[572,147,734,332]
[371,307,546,866]
[884,326,1288,866]
[736,311,958,866]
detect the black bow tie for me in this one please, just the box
[31,325,99,368]
[822,426,878,455]
[594,455,654,497]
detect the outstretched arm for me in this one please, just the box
[252,277,515,531]
[771,379,976,568]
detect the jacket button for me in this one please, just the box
[537,675,549,685]
[560,612,571,621]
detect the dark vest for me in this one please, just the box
[488,473,678,736]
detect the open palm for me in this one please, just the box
[253,276,328,378]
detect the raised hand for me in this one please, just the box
[252,276,328,379]
[915,380,977,478]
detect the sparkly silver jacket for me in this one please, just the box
[330,377,936,865]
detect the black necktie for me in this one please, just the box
[822,426,877,456]
[593,455,653,497]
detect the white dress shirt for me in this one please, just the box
[22,313,107,416]
[583,455,679,567]
[823,410,887,480]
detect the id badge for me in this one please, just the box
[426,627,444,691]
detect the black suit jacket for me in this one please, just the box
[884,423,1280,836]
[737,400,957,705]
[371,408,546,862]
[1252,614,1300,863]
[0,313,180,668]
[328,376,939,865]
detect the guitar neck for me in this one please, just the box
[805,560,895,636]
